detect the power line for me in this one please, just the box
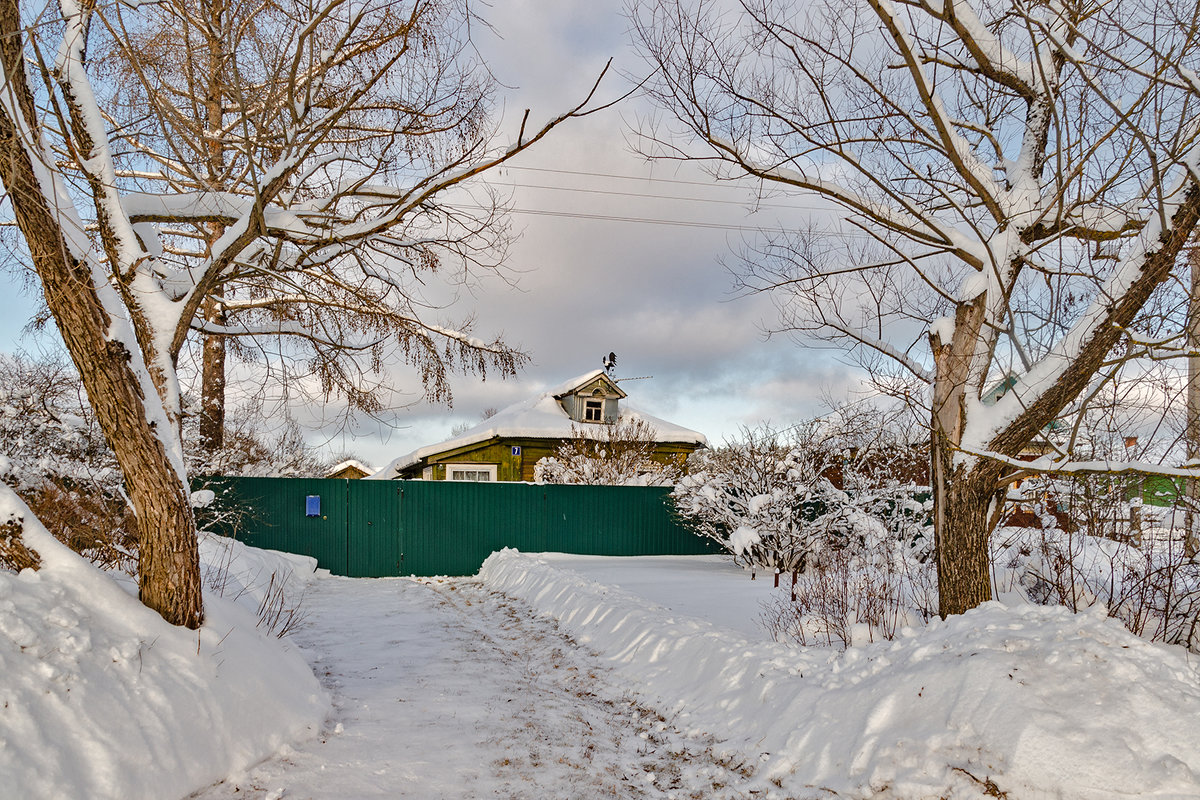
[490,180,831,213]
[498,164,803,195]
[465,203,870,238]
[507,206,760,232]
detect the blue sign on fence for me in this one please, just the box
[305,495,321,517]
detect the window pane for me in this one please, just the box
[450,468,493,481]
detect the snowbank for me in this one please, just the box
[0,488,329,800]
[198,527,321,612]
[481,549,1200,799]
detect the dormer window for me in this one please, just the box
[584,398,604,422]
[555,371,626,423]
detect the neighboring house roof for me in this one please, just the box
[326,459,375,479]
[369,369,707,479]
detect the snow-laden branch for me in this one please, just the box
[975,165,1200,455]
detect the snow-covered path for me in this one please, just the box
[190,574,755,800]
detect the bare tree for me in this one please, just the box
[634,0,1200,615]
[96,0,599,452]
[0,0,608,626]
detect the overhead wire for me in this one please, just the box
[498,164,788,193]
[478,163,857,236]
[458,203,872,240]
[488,180,833,212]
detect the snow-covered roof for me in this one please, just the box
[326,459,375,478]
[369,370,707,479]
[550,368,606,397]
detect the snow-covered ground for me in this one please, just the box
[7,518,1200,799]
[484,550,1200,799]
[533,553,778,639]
[0,489,327,800]
[191,572,760,799]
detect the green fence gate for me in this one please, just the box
[196,477,714,577]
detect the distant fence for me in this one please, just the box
[194,477,715,577]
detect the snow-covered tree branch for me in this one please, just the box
[534,419,683,486]
[0,0,607,626]
[634,0,1200,615]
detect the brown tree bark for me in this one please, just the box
[0,0,203,628]
[931,443,1003,617]
[199,299,227,453]
[197,0,229,456]
[929,292,999,616]
[1188,242,1200,559]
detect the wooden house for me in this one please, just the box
[326,459,375,480]
[369,370,707,482]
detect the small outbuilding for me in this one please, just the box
[326,459,375,480]
[370,369,707,482]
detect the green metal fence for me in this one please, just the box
[195,477,714,577]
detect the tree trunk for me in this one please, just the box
[929,292,996,617]
[0,0,203,628]
[198,8,229,457]
[931,437,999,617]
[1188,243,1200,559]
[198,299,227,454]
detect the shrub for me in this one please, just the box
[534,418,682,486]
[672,418,931,573]
[759,547,937,649]
[995,526,1200,651]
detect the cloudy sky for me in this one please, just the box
[0,0,866,469]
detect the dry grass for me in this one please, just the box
[0,517,41,572]
[760,549,936,649]
[19,478,136,573]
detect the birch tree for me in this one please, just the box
[634,0,1200,615]
[96,0,568,452]
[0,0,607,627]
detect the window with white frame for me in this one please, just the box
[583,398,604,422]
[445,463,497,481]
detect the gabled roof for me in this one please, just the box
[326,459,375,478]
[555,369,626,400]
[369,370,707,479]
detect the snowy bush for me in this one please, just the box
[0,352,121,494]
[672,425,830,572]
[534,418,682,486]
[0,353,136,572]
[995,526,1200,651]
[671,417,931,573]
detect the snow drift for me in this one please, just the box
[481,548,1200,799]
[0,488,328,800]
